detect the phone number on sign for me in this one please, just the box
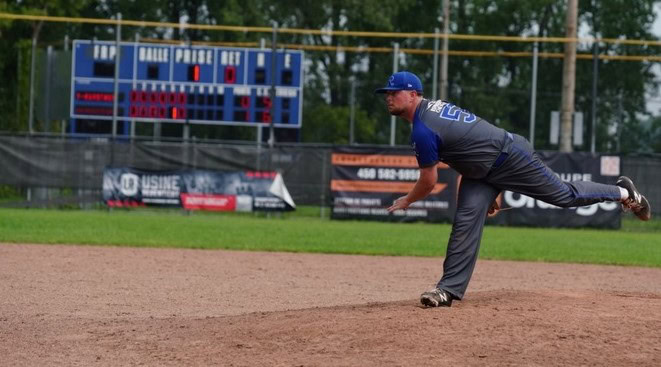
[356,168,419,181]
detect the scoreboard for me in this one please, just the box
[70,40,304,130]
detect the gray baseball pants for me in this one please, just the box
[437,134,622,299]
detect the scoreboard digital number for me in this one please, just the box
[70,40,303,129]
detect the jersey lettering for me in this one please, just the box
[439,103,476,124]
[440,104,461,120]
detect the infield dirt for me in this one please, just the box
[1,243,660,366]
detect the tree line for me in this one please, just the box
[0,0,659,152]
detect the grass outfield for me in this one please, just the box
[0,207,659,267]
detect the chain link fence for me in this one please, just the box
[0,134,659,218]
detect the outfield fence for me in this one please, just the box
[0,134,659,219]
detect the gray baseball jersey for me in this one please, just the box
[412,99,511,179]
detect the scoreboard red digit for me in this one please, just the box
[70,40,303,133]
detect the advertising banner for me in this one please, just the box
[331,148,621,228]
[330,147,458,222]
[488,153,621,229]
[103,168,295,211]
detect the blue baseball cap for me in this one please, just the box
[375,71,423,94]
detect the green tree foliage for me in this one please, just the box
[583,0,659,153]
[262,0,414,144]
[0,0,92,132]
[301,103,376,144]
[0,0,658,152]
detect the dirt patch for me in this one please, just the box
[1,243,660,366]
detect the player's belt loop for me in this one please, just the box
[501,131,514,151]
[492,151,509,169]
[491,132,514,170]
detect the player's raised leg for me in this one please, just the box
[486,134,622,209]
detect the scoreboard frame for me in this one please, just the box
[70,40,304,130]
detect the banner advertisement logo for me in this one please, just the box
[119,173,139,197]
[103,168,295,212]
[330,148,457,222]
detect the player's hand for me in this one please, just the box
[487,199,500,215]
[388,196,411,213]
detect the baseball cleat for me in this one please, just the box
[420,287,453,307]
[616,176,651,221]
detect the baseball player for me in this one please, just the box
[375,71,651,308]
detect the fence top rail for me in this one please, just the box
[1,12,660,47]
[132,38,661,62]
[2,133,661,158]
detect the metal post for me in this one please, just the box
[529,41,538,148]
[560,0,578,152]
[390,42,399,146]
[432,28,440,101]
[320,151,328,219]
[62,35,69,136]
[591,41,599,153]
[616,92,623,152]
[112,13,122,139]
[257,37,266,156]
[440,0,450,100]
[131,33,139,140]
[256,126,263,171]
[28,28,39,135]
[16,45,21,130]
[268,23,277,149]
[183,121,190,141]
[182,41,192,143]
[44,45,53,133]
[349,77,356,144]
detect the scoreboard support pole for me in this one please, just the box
[111,13,122,139]
[130,33,139,140]
[183,123,190,140]
[62,35,69,136]
[256,125,263,171]
[268,23,277,150]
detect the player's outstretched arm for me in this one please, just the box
[387,165,437,212]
